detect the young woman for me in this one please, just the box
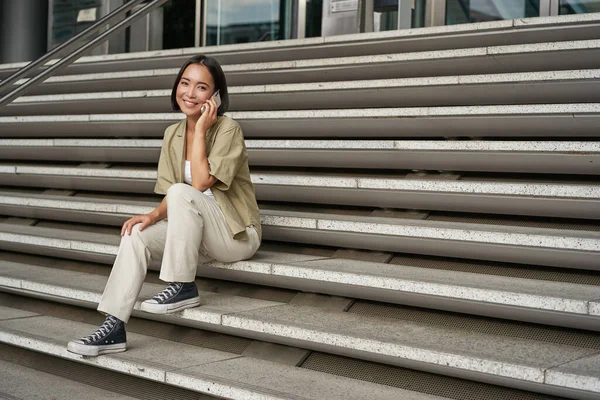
[67,55,261,356]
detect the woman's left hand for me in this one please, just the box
[195,95,218,136]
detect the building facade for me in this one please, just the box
[1,0,599,63]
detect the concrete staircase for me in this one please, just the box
[0,13,599,400]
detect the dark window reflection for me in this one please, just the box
[560,0,600,14]
[446,0,539,25]
[162,0,195,49]
[306,0,323,38]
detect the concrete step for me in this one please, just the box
[3,293,571,400]
[1,239,599,330]
[2,14,599,80]
[0,358,141,400]
[1,278,599,399]
[0,169,598,219]
[247,140,600,175]
[0,306,426,400]
[6,39,600,94]
[0,138,598,175]
[0,342,219,399]
[253,173,600,220]
[261,208,600,270]
[1,104,599,138]
[3,70,600,115]
[0,198,598,270]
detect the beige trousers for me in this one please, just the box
[97,183,260,323]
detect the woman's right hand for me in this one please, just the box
[121,213,157,236]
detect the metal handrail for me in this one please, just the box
[0,0,147,94]
[0,0,169,108]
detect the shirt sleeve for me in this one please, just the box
[208,125,245,191]
[154,130,177,195]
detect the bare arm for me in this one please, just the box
[149,197,168,222]
[190,132,217,191]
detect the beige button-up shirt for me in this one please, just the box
[154,116,262,241]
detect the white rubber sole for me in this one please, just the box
[67,341,127,357]
[140,296,201,314]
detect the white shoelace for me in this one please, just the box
[81,316,117,344]
[152,282,183,303]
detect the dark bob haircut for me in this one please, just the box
[170,55,229,116]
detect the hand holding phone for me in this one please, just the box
[201,90,221,114]
[194,90,221,136]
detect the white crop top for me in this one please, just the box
[184,160,215,200]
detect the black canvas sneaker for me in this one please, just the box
[67,315,126,356]
[140,282,201,314]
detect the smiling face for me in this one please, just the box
[175,63,215,117]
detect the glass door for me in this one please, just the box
[205,0,293,46]
[374,0,426,32]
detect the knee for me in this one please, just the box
[128,223,148,247]
[166,183,190,202]
[130,223,142,235]
[167,183,212,211]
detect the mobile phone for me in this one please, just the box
[201,90,221,114]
